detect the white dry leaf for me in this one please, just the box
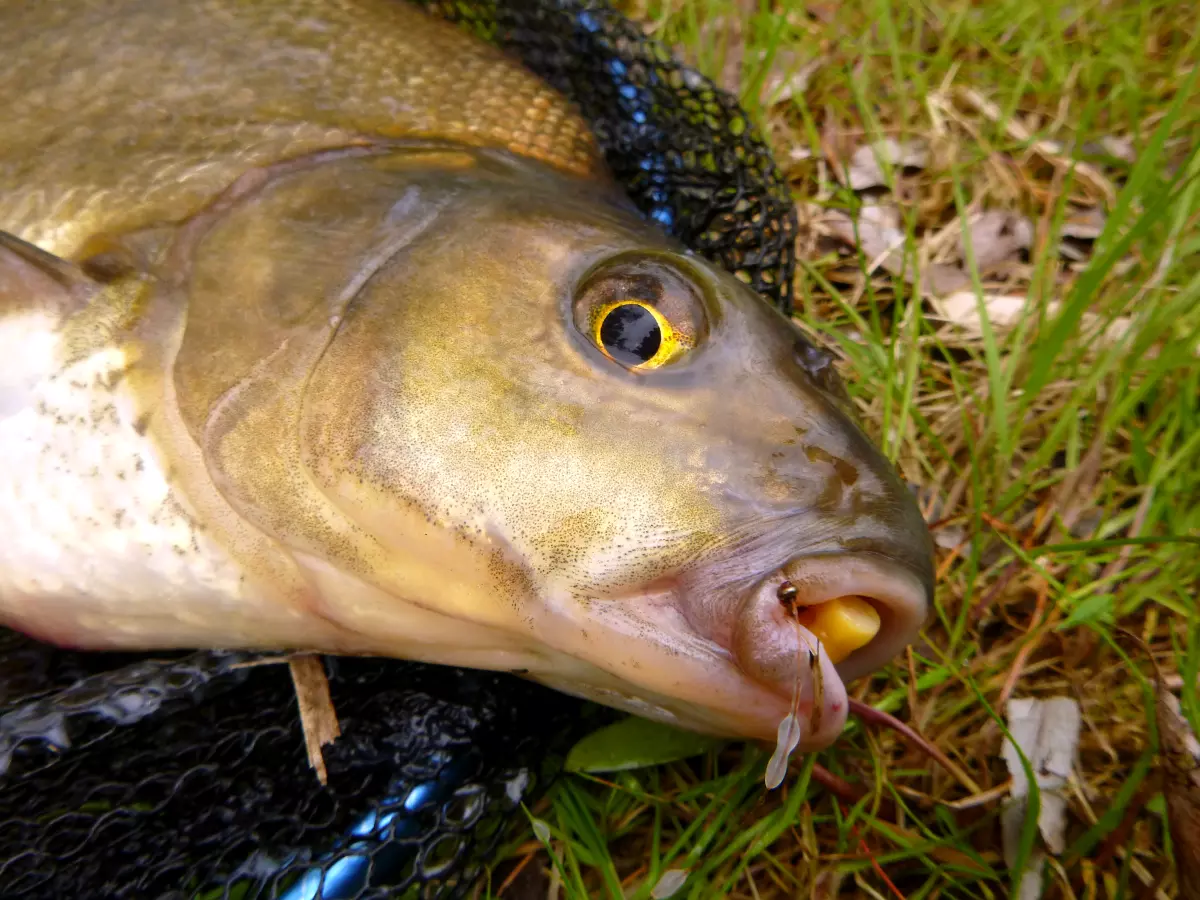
[1060,206,1107,240]
[918,210,1033,295]
[929,291,1135,347]
[933,524,969,551]
[761,50,824,105]
[1100,135,1136,163]
[922,264,972,296]
[957,210,1034,271]
[765,712,802,789]
[846,138,930,190]
[788,144,814,164]
[820,205,1028,295]
[822,204,906,273]
[650,869,689,899]
[825,204,967,294]
[1000,697,1082,900]
[1057,241,1090,263]
[1090,135,1137,164]
[530,817,552,844]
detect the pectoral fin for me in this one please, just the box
[0,231,151,416]
[0,231,98,319]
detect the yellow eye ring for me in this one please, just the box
[591,300,682,370]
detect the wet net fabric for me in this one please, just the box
[0,631,589,899]
[417,0,799,313]
[0,2,799,897]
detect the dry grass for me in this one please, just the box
[480,0,1200,897]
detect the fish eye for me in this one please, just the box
[573,256,708,372]
[593,300,675,368]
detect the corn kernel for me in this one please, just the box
[795,596,881,664]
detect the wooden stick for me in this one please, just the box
[288,654,341,785]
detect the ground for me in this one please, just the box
[479,0,1200,897]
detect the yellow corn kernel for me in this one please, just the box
[795,596,881,664]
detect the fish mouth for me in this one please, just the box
[525,551,930,747]
[740,553,932,684]
[707,550,930,747]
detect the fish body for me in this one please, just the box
[0,0,933,745]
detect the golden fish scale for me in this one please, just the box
[0,0,602,258]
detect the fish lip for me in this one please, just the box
[528,589,843,745]
[775,550,931,681]
[724,550,929,741]
[524,552,929,747]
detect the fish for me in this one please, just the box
[0,0,934,752]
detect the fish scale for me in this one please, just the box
[0,0,601,259]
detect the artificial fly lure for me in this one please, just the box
[765,581,825,790]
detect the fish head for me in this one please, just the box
[183,149,933,746]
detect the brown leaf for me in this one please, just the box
[1157,678,1200,897]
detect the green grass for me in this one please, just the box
[478,0,1200,896]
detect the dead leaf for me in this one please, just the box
[922,264,973,295]
[1001,697,1082,899]
[1099,135,1136,163]
[930,292,1026,332]
[822,204,905,271]
[1081,135,1137,164]
[957,210,1034,271]
[1059,206,1108,263]
[1060,206,1107,240]
[810,868,844,899]
[930,291,1135,347]
[787,144,815,164]
[761,50,824,105]
[650,869,689,899]
[846,138,930,190]
[1156,679,1200,898]
[954,87,1117,204]
[831,207,964,293]
[818,203,1032,297]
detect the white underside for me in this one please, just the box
[0,313,275,646]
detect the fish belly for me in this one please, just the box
[0,313,318,650]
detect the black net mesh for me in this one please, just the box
[0,2,801,897]
[1,631,592,899]
[416,0,799,313]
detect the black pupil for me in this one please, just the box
[599,303,661,365]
